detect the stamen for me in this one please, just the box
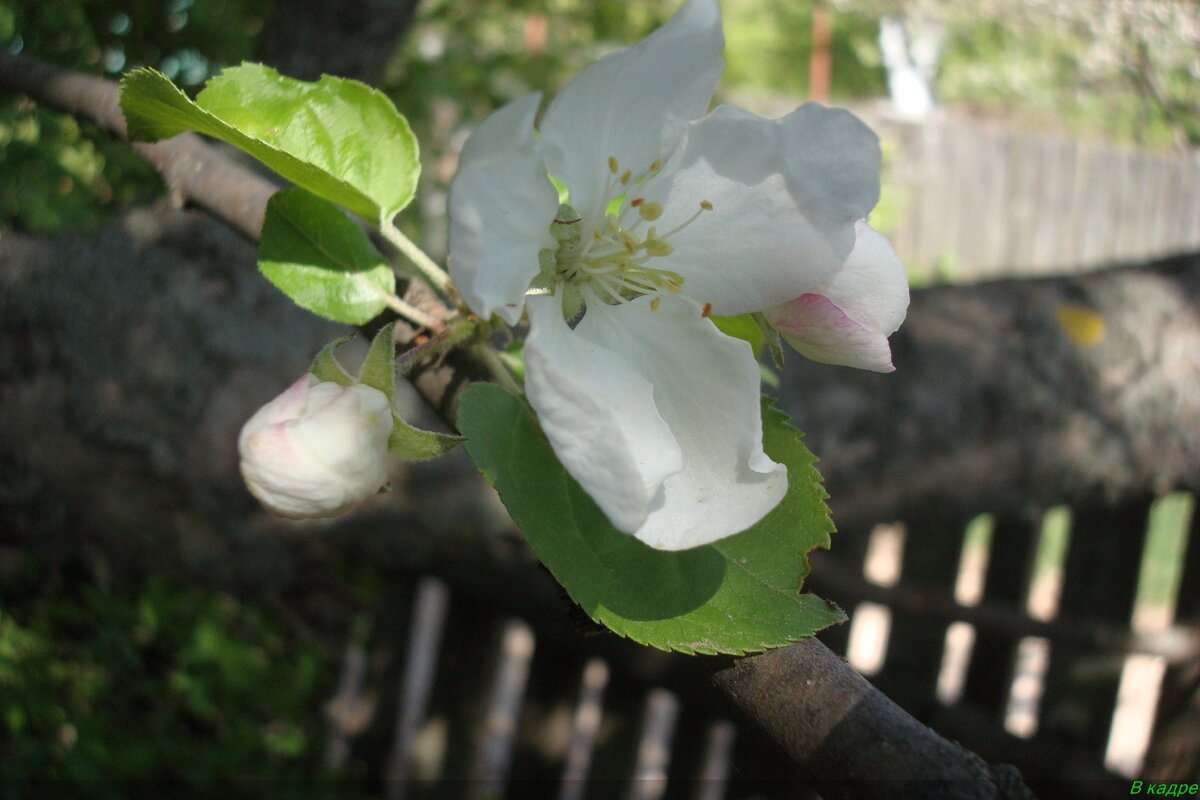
[620,231,639,255]
[638,201,663,222]
[644,238,673,257]
[550,163,706,307]
[660,202,711,239]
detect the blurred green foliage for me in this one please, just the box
[4,0,1199,234]
[383,0,885,195]
[0,0,270,232]
[0,564,334,797]
[721,0,883,99]
[937,14,1200,150]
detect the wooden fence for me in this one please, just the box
[859,109,1200,281]
[317,492,1197,798]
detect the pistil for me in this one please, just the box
[546,156,713,309]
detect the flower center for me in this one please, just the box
[539,156,712,312]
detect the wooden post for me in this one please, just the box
[810,2,832,103]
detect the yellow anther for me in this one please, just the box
[650,297,662,311]
[664,278,683,293]
[593,229,603,241]
[649,159,662,173]
[620,169,632,185]
[608,156,619,174]
[700,200,713,211]
[638,201,663,222]
[645,238,673,257]
[620,231,639,255]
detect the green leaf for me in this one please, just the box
[358,323,397,402]
[753,311,786,369]
[458,384,844,655]
[387,417,465,460]
[119,64,419,221]
[307,325,464,459]
[712,313,765,354]
[258,187,395,324]
[498,340,526,381]
[310,336,356,386]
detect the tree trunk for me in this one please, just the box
[783,254,1200,535]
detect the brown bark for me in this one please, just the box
[714,640,1034,800]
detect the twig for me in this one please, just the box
[375,286,445,332]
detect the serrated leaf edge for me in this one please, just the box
[461,385,844,656]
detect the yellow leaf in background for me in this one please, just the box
[1055,304,1105,346]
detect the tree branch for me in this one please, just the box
[0,51,279,241]
[714,641,1036,800]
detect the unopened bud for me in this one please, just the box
[238,375,394,519]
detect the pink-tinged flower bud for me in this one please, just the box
[238,375,394,519]
[764,222,909,373]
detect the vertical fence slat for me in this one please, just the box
[693,721,737,800]
[560,659,609,800]
[387,577,451,799]
[629,689,680,800]
[1043,503,1152,753]
[857,110,1200,279]
[470,619,536,798]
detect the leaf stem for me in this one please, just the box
[379,218,455,298]
[474,342,524,397]
[396,316,480,376]
[375,287,445,331]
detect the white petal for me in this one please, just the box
[576,297,787,550]
[765,223,909,372]
[539,0,723,227]
[448,92,559,324]
[239,382,394,519]
[767,293,896,373]
[822,222,909,335]
[238,374,314,450]
[641,103,881,315]
[524,294,683,534]
[775,103,881,255]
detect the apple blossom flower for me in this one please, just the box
[448,0,908,550]
[238,375,394,519]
